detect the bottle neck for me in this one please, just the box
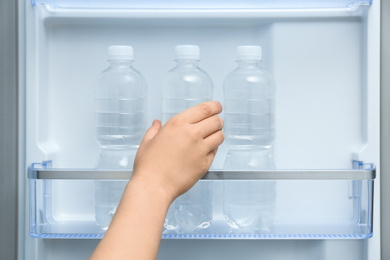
[175,59,199,68]
[108,60,133,67]
[236,59,260,68]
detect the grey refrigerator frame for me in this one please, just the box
[380,0,390,259]
[0,0,18,259]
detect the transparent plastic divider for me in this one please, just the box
[28,161,375,239]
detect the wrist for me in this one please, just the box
[126,172,174,210]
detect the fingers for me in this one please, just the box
[140,120,162,143]
[203,129,224,151]
[196,115,224,138]
[208,148,218,159]
[177,101,222,124]
[205,148,219,171]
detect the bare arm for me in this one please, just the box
[90,101,224,260]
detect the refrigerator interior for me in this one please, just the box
[20,0,380,259]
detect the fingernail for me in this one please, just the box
[218,102,223,113]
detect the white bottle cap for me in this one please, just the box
[236,45,262,60]
[175,45,200,60]
[108,45,134,61]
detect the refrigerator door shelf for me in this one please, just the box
[30,0,371,10]
[28,164,376,181]
[28,161,375,239]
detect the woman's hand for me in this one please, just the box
[90,101,224,260]
[132,101,224,203]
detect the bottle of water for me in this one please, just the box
[223,45,276,232]
[94,45,148,230]
[162,45,214,232]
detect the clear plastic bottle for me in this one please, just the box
[162,45,214,232]
[223,45,276,232]
[94,45,148,230]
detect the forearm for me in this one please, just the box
[90,176,171,260]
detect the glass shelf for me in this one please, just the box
[28,161,375,239]
[30,0,372,10]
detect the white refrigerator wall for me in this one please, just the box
[20,0,380,259]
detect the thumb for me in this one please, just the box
[142,120,162,142]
